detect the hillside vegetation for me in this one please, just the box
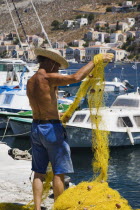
[0,0,140,43]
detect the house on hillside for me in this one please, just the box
[72,40,85,47]
[86,29,100,41]
[32,35,44,47]
[52,41,67,49]
[63,20,75,29]
[107,48,128,61]
[124,18,135,27]
[65,47,85,62]
[109,22,129,32]
[98,32,109,43]
[126,31,136,38]
[110,32,127,43]
[62,18,88,29]
[75,18,88,28]
[65,47,75,60]
[85,45,110,61]
[74,48,85,62]
[122,1,133,6]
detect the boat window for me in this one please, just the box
[0,64,25,72]
[117,117,133,127]
[3,94,14,104]
[0,64,13,72]
[87,115,102,123]
[112,99,139,108]
[73,114,86,122]
[13,64,25,72]
[134,116,140,127]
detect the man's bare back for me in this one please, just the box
[27,69,59,120]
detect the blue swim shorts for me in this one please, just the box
[30,119,74,175]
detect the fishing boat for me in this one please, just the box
[0,58,36,89]
[0,88,73,129]
[65,89,140,147]
[9,89,140,147]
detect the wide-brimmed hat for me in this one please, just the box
[34,47,69,69]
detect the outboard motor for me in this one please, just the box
[123,80,134,89]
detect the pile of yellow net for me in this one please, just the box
[0,54,139,210]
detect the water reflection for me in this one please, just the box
[71,146,140,209]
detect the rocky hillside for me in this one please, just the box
[0,0,140,43]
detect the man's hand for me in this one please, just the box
[102,53,114,63]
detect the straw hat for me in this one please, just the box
[34,47,69,69]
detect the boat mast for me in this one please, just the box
[4,0,27,61]
[30,0,52,48]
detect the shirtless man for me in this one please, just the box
[27,47,113,210]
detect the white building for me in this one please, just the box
[89,41,102,47]
[109,22,129,32]
[119,22,129,32]
[98,32,109,43]
[65,47,85,62]
[74,48,85,62]
[76,18,88,28]
[107,48,128,61]
[85,45,110,61]
[122,1,133,6]
[110,33,127,43]
[86,29,100,41]
[126,31,136,38]
[52,41,67,49]
[31,35,44,47]
[125,18,135,27]
[65,47,75,60]
[72,40,85,47]
[63,20,75,28]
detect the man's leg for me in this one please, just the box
[32,172,45,210]
[53,174,64,201]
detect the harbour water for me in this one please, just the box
[0,62,140,208]
[71,146,140,209]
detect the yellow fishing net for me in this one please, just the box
[0,54,140,210]
[53,54,140,210]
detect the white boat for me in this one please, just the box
[0,88,73,129]
[0,58,36,88]
[59,76,134,96]
[65,89,140,147]
[104,77,127,92]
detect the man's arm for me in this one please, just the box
[45,53,114,86]
[45,61,94,86]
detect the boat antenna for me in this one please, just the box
[10,0,35,59]
[132,62,138,88]
[30,0,52,48]
[4,0,27,61]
